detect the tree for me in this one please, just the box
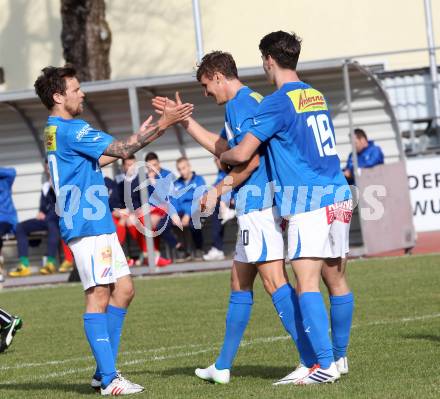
[60,0,112,81]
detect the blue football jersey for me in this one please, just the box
[220,86,272,215]
[248,81,351,216]
[44,116,116,242]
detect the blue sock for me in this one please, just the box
[83,313,117,388]
[291,287,317,367]
[271,284,299,347]
[330,292,354,360]
[94,305,128,381]
[215,291,253,370]
[299,292,334,369]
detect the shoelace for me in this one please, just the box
[116,374,140,388]
[115,373,130,384]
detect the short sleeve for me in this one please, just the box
[234,116,254,144]
[220,128,227,140]
[67,120,114,160]
[248,95,286,143]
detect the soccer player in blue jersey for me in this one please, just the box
[153,51,313,384]
[34,65,193,395]
[221,32,354,385]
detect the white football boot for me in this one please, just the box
[92,373,143,391]
[335,356,349,375]
[100,376,144,395]
[91,377,101,390]
[296,362,340,385]
[195,364,230,384]
[273,363,310,385]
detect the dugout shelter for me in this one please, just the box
[0,59,415,272]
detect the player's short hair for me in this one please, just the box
[196,51,238,82]
[354,128,368,141]
[145,152,159,162]
[34,65,77,110]
[259,31,302,70]
[176,156,189,165]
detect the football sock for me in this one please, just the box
[299,292,334,369]
[83,313,117,388]
[215,291,253,370]
[330,292,354,360]
[19,256,29,267]
[272,284,301,352]
[106,305,127,363]
[47,256,57,265]
[94,305,127,381]
[291,287,317,367]
[0,308,13,329]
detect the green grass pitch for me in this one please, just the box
[0,254,439,398]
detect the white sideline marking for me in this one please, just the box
[1,312,439,385]
[0,342,207,371]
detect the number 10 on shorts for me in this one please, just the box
[240,230,249,246]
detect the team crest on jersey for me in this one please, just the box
[287,88,328,113]
[44,125,57,151]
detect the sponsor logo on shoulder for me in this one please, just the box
[44,125,57,151]
[249,91,263,103]
[76,124,92,141]
[287,88,328,113]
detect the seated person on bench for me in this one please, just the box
[9,160,60,277]
[0,167,18,282]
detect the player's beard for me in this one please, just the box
[65,102,83,117]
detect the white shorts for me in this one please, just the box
[69,233,131,291]
[234,207,284,264]
[287,200,352,260]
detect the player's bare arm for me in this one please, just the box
[103,101,193,159]
[184,117,229,157]
[220,133,261,165]
[99,155,119,167]
[152,92,229,157]
[200,152,260,212]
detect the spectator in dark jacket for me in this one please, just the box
[174,157,206,260]
[0,167,18,282]
[9,161,60,278]
[344,128,384,184]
